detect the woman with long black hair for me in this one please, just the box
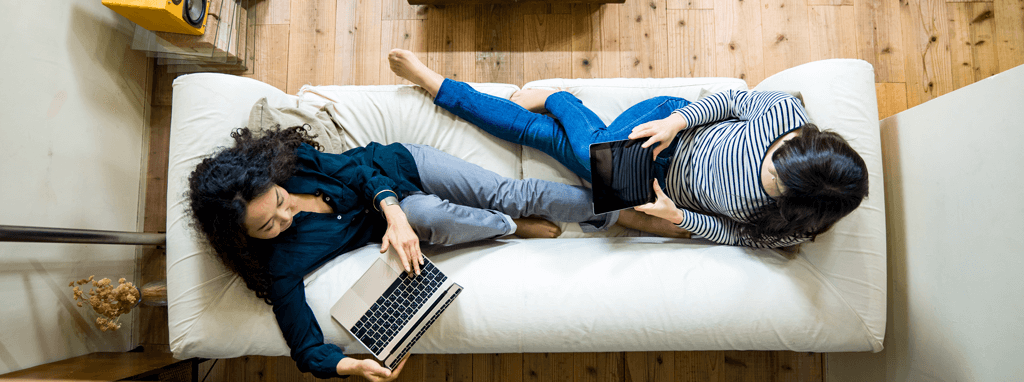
[186,126,615,380]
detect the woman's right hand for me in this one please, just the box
[380,203,423,276]
[337,357,407,382]
[627,113,688,160]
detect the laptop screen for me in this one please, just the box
[590,139,657,215]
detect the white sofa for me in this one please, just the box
[165,59,886,360]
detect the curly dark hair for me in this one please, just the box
[186,126,321,303]
[741,124,869,247]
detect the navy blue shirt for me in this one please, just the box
[252,143,420,378]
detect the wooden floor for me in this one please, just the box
[139,0,1024,380]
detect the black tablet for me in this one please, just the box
[589,139,657,215]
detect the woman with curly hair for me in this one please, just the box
[187,126,615,381]
[388,48,869,248]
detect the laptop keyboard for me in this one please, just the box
[388,286,462,370]
[350,261,446,354]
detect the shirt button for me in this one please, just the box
[324,196,331,201]
[337,215,343,220]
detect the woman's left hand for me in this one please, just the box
[634,179,684,225]
[380,204,423,276]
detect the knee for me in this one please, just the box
[400,197,458,245]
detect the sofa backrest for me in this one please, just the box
[295,83,523,180]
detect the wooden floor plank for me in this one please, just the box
[966,2,1001,82]
[570,4,605,79]
[900,0,954,107]
[574,353,599,382]
[286,0,336,93]
[808,0,852,6]
[382,19,427,85]
[337,0,383,85]
[254,24,290,91]
[760,0,811,79]
[807,5,859,61]
[524,353,553,382]
[876,82,909,120]
[667,0,714,10]
[949,2,977,88]
[597,3,623,78]
[421,5,476,83]
[773,352,823,382]
[475,6,526,85]
[648,352,673,382]
[994,0,1024,72]
[501,353,526,382]
[473,353,524,382]
[254,0,290,24]
[524,14,573,83]
[675,351,724,382]
[598,353,624,382]
[854,0,907,83]
[424,354,452,382]
[624,352,648,382]
[618,0,669,78]
[667,9,716,77]
[383,0,431,21]
[723,351,771,382]
[396,354,427,382]
[714,0,766,85]
[551,353,574,382]
[453,354,474,382]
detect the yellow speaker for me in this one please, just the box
[102,0,209,35]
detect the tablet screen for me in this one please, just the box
[590,139,657,215]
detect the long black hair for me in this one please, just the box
[186,126,320,303]
[741,124,869,246]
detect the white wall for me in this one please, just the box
[0,0,149,374]
[827,65,1024,381]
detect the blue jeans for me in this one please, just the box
[433,79,691,181]
[399,144,617,245]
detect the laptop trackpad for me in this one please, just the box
[331,259,398,327]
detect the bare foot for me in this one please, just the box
[617,209,691,238]
[513,218,562,238]
[510,89,558,113]
[388,49,445,97]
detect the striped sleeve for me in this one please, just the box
[672,90,805,130]
[676,209,810,248]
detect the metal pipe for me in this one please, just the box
[0,225,165,246]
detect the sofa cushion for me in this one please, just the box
[294,83,523,180]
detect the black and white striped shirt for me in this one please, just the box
[666,90,810,248]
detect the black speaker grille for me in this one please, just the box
[183,0,207,28]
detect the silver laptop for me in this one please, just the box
[330,251,462,370]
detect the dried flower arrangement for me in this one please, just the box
[69,276,140,331]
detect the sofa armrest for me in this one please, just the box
[755,59,887,351]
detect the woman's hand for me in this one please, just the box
[634,179,684,225]
[336,357,407,382]
[380,203,423,276]
[627,113,688,160]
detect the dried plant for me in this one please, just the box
[69,276,140,331]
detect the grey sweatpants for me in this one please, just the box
[399,144,617,245]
